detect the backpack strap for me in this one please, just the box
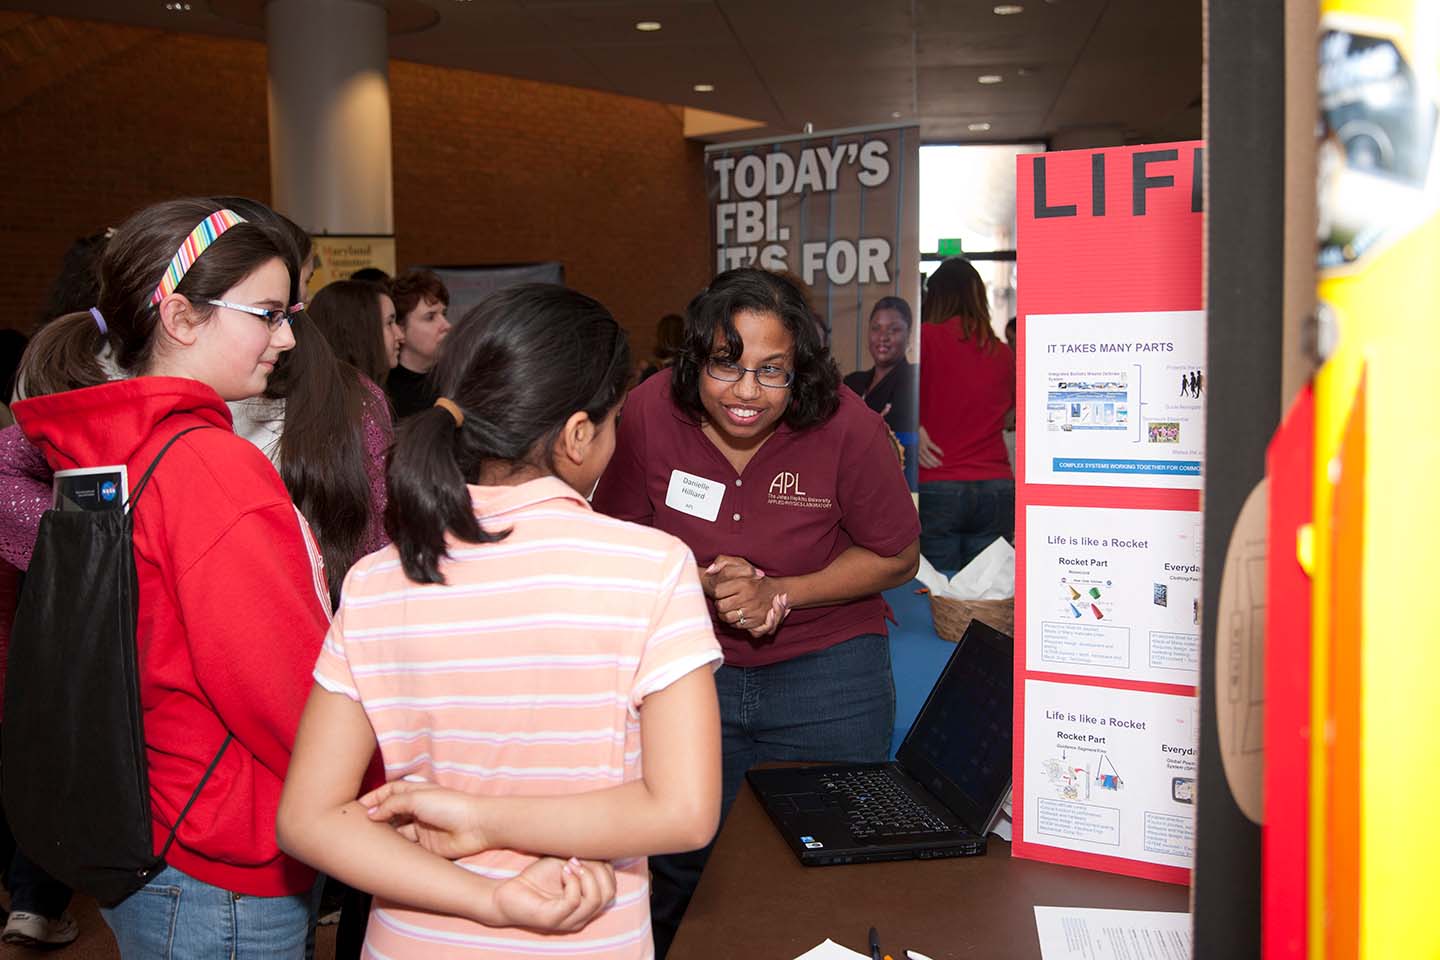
[155,733,233,863]
[120,423,228,864]
[125,425,210,512]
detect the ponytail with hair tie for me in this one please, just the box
[384,283,631,585]
[433,397,464,428]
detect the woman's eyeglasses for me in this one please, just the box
[206,299,298,331]
[704,358,794,389]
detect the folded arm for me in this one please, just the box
[278,684,615,930]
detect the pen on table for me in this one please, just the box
[868,926,882,960]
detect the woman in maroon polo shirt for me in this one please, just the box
[916,257,1017,571]
[592,267,920,958]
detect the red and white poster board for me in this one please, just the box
[1013,142,1204,885]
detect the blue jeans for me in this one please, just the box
[101,865,316,960]
[918,478,1015,573]
[650,633,895,958]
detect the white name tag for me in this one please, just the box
[664,469,726,522]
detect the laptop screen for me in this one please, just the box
[895,619,1014,835]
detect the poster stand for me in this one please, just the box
[1013,142,1205,885]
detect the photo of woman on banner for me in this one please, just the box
[843,295,919,489]
[917,257,1016,572]
[591,267,920,958]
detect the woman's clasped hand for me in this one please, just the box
[702,555,791,637]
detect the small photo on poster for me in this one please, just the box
[1024,311,1206,490]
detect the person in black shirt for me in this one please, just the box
[843,296,917,487]
[386,269,450,419]
[843,296,916,435]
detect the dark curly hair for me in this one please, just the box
[671,267,840,431]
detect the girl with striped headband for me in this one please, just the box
[8,199,613,958]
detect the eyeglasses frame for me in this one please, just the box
[704,357,795,389]
[205,298,296,331]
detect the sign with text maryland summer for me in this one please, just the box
[704,126,921,477]
[307,235,397,300]
[1014,142,1205,885]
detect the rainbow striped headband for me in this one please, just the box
[148,209,247,306]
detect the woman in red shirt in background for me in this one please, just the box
[917,257,1016,572]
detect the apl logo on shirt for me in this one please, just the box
[767,472,833,511]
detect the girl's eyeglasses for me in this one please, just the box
[206,299,300,331]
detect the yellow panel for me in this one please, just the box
[1357,337,1440,958]
[1314,4,1440,955]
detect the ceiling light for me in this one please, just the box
[993,4,1024,13]
[978,74,1004,84]
[693,83,715,93]
[635,20,662,32]
[891,111,903,119]
[968,122,992,132]
[164,2,192,9]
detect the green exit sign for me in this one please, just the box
[937,238,964,256]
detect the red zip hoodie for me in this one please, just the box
[13,377,330,896]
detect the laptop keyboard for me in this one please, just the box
[816,768,953,839]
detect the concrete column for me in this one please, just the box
[265,0,394,235]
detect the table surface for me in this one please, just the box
[669,775,1191,960]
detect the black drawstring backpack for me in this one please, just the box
[2,426,232,907]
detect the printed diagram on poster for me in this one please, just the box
[1025,311,1206,489]
[1024,680,1198,870]
[1026,506,1202,685]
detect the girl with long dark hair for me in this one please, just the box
[278,284,721,959]
[218,203,392,604]
[306,279,402,386]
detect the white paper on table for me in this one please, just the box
[791,938,871,960]
[1033,906,1191,960]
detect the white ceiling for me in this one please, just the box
[0,0,1202,145]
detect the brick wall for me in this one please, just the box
[0,14,709,361]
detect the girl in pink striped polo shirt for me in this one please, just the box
[278,284,725,959]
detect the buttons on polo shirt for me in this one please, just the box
[732,512,741,521]
[735,479,743,486]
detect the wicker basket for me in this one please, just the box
[929,594,1015,643]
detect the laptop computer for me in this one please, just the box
[746,619,1014,866]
